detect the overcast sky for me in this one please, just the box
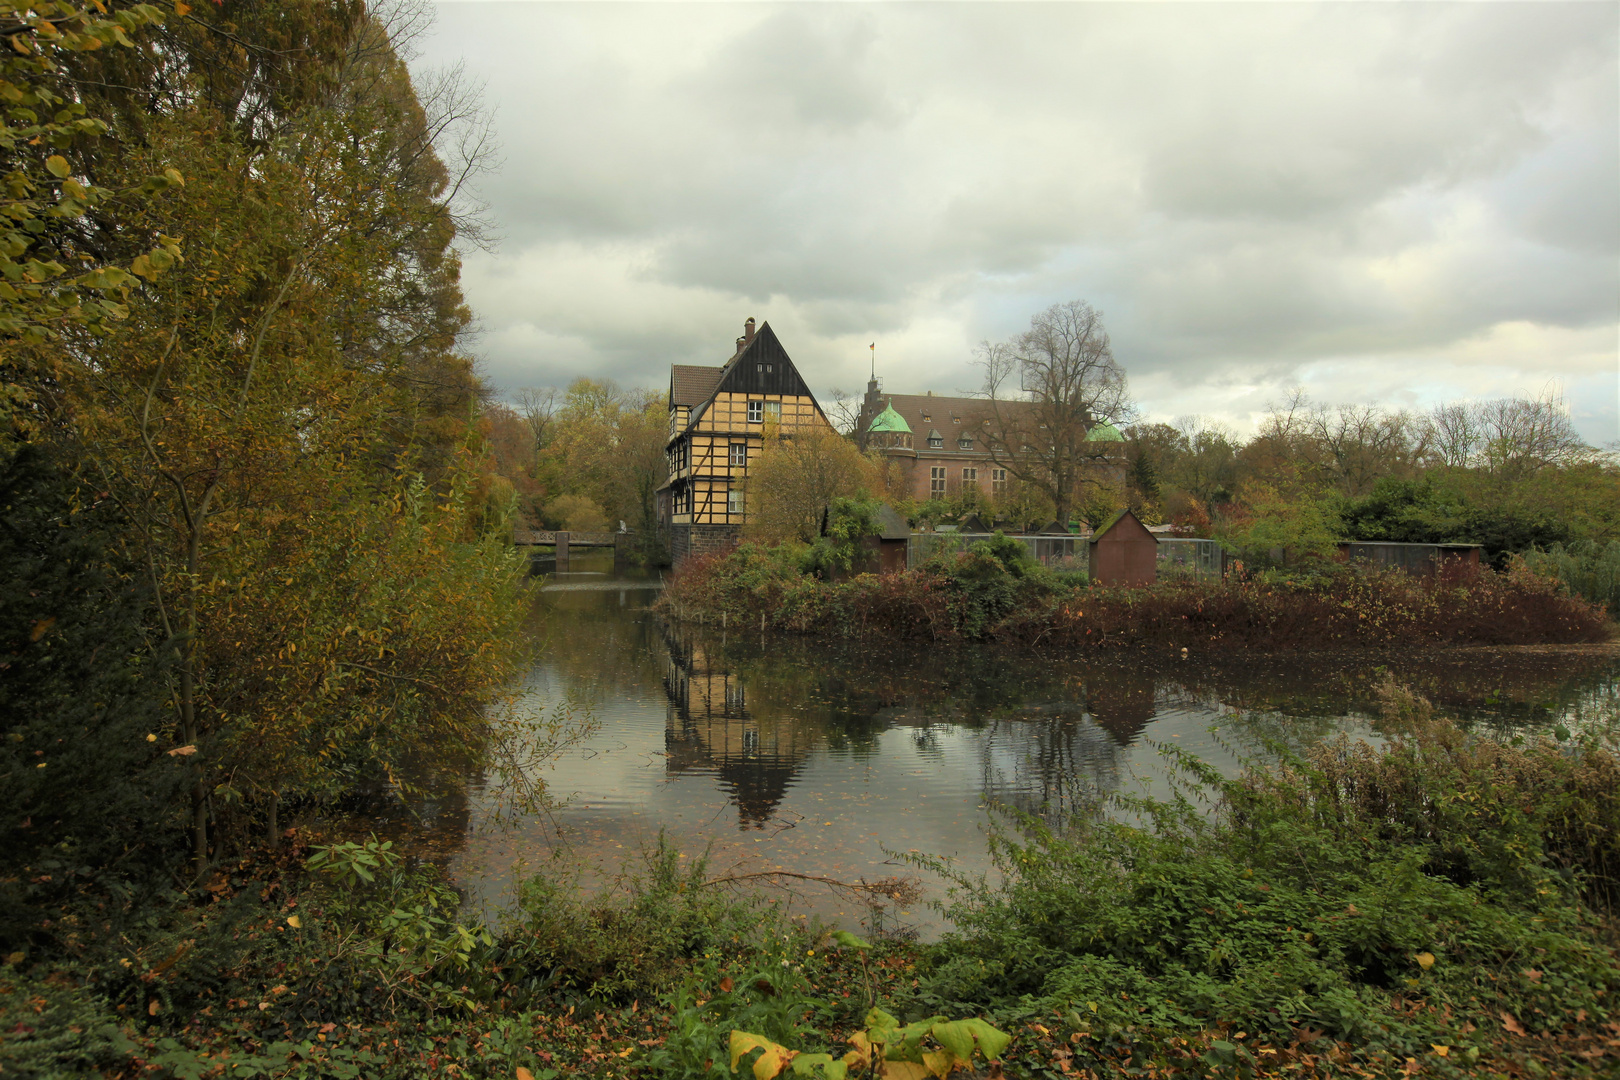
[418,1,1619,443]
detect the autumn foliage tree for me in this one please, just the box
[4,2,535,877]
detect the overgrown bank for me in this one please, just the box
[657,537,1612,651]
[6,711,1618,1079]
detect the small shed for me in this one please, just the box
[958,513,990,533]
[1088,509,1158,586]
[1338,541,1483,576]
[863,504,912,574]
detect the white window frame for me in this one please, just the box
[729,442,747,467]
[728,487,744,516]
[747,400,764,423]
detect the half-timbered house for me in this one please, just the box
[660,318,832,564]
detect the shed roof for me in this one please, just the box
[1091,508,1157,543]
[874,503,911,540]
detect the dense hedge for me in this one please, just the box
[657,539,1612,650]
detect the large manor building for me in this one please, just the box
[854,379,1125,505]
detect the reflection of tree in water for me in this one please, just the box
[974,712,1123,822]
[661,621,816,829]
[970,669,1163,822]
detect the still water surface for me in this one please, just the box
[401,553,1620,934]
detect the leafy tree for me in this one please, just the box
[745,418,871,544]
[1219,482,1342,569]
[43,8,524,870]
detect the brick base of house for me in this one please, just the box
[668,523,741,568]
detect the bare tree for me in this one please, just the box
[514,387,562,452]
[1477,392,1590,477]
[975,300,1134,525]
[1424,401,1484,468]
[822,387,865,437]
[1421,391,1591,477]
[1305,403,1426,496]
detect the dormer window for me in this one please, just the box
[921,413,931,423]
[927,430,943,449]
[958,436,974,450]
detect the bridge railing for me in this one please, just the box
[513,529,621,547]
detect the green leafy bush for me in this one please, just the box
[907,722,1620,1065]
[1520,540,1620,615]
[660,541,1610,648]
[510,835,774,999]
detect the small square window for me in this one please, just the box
[756,364,763,373]
[747,400,763,422]
[729,443,747,467]
[764,401,781,422]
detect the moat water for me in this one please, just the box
[384,552,1620,936]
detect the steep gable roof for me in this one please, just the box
[1091,508,1156,543]
[685,322,827,432]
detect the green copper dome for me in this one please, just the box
[867,403,912,434]
[1085,421,1124,442]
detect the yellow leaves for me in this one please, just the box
[146,733,157,742]
[286,915,301,929]
[1430,1045,1449,1057]
[174,2,191,15]
[1415,952,1435,970]
[515,1070,533,1080]
[729,1031,797,1080]
[45,155,71,178]
[29,616,55,641]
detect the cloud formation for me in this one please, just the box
[421,2,1618,442]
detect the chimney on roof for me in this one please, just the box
[744,317,756,344]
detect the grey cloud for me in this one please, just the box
[422,2,1618,443]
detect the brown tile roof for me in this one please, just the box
[671,364,724,408]
[870,393,1035,439]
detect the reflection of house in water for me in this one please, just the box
[661,626,816,829]
[1086,675,1158,746]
